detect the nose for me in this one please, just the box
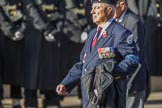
[90,8,95,14]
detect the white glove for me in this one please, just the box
[12,31,24,41]
[80,32,88,43]
[45,33,56,42]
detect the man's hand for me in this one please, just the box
[44,29,59,42]
[56,84,68,96]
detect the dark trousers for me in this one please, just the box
[41,90,60,107]
[0,87,3,107]
[0,87,3,100]
[0,100,2,107]
[24,89,60,107]
[24,89,38,107]
[10,85,22,99]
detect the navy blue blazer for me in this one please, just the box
[120,9,148,93]
[61,20,139,108]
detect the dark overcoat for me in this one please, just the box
[0,29,5,90]
[22,0,65,90]
[59,0,89,82]
[0,0,25,85]
[119,9,148,93]
[145,0,162,76]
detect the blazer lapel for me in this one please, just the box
[86,29,97,54]
[91,22,114,53]
[96,32,113,48]
[84,22,115,67]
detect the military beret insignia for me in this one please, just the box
[98,47,115,59]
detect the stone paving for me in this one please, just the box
[2,91,162,108]
[144,92,162,108]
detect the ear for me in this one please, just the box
[119,2,126,11]
[107,6,112,15]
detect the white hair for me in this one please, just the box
[103,3,116,14]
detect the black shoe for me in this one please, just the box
[23,105,38,108]
[0,101,3,108]
[13,105,21,108]
[44,103,60,108]
[43,99,60,108]
[45,105,60,108]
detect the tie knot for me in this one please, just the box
[97,26,102,32]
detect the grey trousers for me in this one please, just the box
[126,90,145,108]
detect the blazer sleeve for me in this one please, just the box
[61,46,86,91]
[0,6,26,38]
[0,7,13,37]
[113,30,139,76]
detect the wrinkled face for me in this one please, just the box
[90,3,112,26]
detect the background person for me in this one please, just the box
[113,0,149,107]
[0,0,26,107]
[22,0,66,107]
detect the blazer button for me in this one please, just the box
[156,3,160,8]
[157,23,161,27]
[80,3,83,7]
[156,13,160,18]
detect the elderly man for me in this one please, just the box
[114,0,148,107]
[56,0,139,107]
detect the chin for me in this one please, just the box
[92,19,98,23]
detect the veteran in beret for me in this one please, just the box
[56,0,139,107]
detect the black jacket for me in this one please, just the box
[81,60,114,108]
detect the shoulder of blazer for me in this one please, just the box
[110,20,131,39]
[126,9,143,23]
[112,20,128,32]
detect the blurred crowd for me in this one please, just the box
[0,0,162,108]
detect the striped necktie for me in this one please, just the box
[91,27,102,47]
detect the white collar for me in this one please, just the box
[99,18,114,30]
[118,9,127,23]
[94,18,114,40]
